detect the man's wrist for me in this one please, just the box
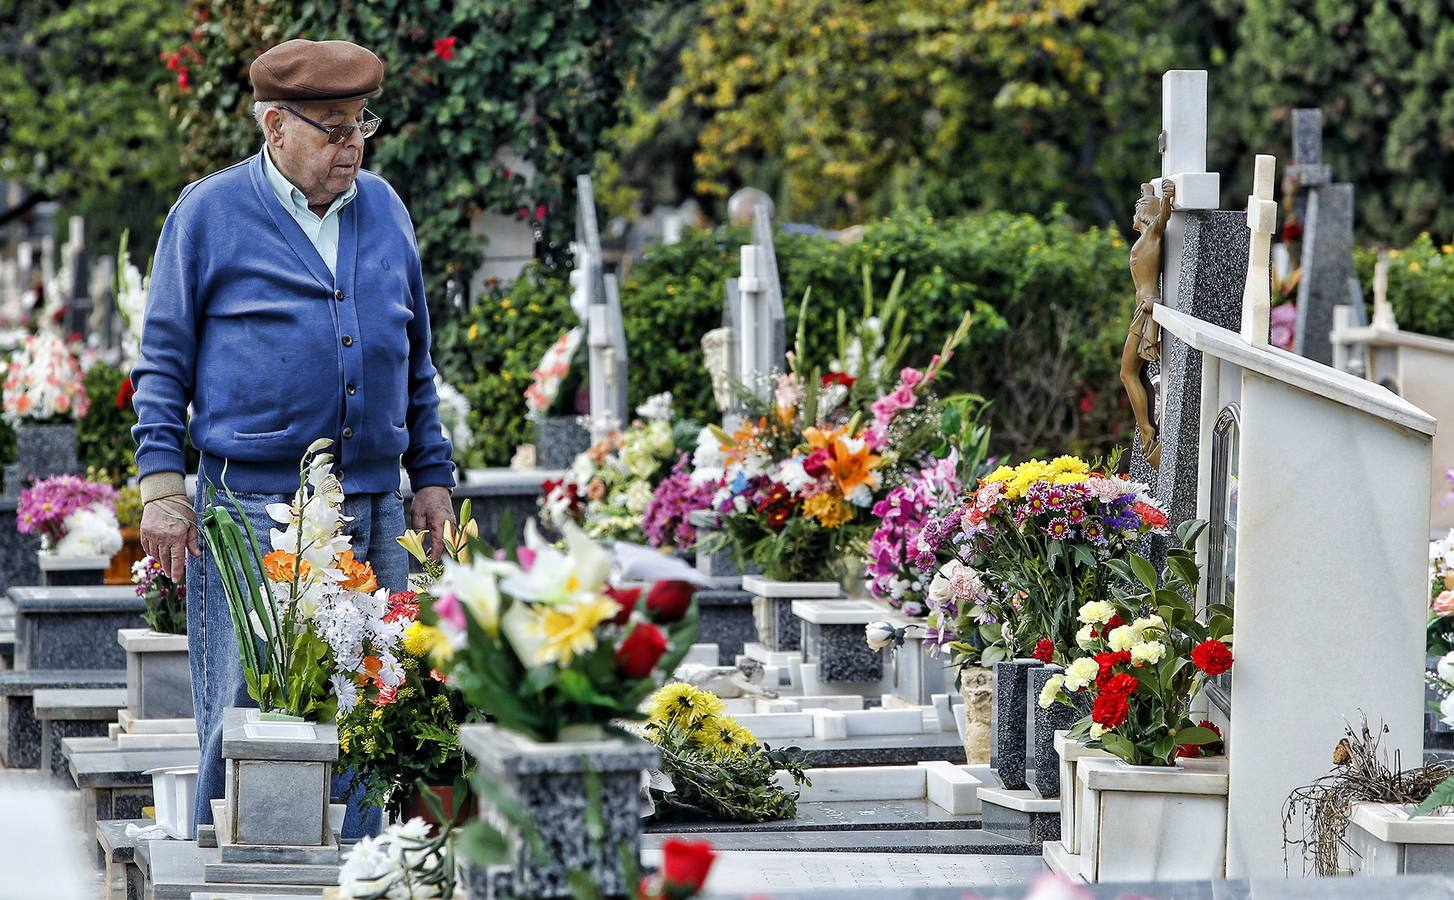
[140,472,187,505]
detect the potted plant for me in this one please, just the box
[17,474,122,585]
[418,521,701,897]
[1038,520,1233,882]
[524,327,589,470]
[118,557,191,722]
[200,439,405,850]
[1,332,88,493]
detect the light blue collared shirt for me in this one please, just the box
[260,145,357,276]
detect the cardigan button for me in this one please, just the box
[342,426,354,440]
[346,383,357,396]
[334,289,345,301]
[342,335,353,347]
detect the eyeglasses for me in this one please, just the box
[280,106,381,144]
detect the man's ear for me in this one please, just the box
[263,107,286,147]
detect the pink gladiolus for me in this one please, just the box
[434,592,467,630]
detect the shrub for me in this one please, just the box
[1353,236,1454,340]
[77,363,139,486]
[447,210,1133,466]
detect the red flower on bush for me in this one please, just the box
[660,838,716,893]
[116,377,136,410]
[616,623,669,679]
[821,372,856,389]
[1032,638,1054,663]
[433,36,457,61]
[1191,639,1233,677]
[646,580,696,624]
[1091,691,1130,729]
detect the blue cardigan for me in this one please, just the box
[131,153,455,495]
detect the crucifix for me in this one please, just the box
[732,201,785,402]
[573,174,629,441]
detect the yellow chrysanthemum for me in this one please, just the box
[1053,471,1089,485]
[1049,455,1090,476]
[695,715,758,757]
[647,683,725,729]
[402,622,438,658]
[982,465,1015,485]
[803,491,853,528]
[531,595,619,666]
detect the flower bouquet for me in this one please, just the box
[1427,529,1454,656]
[640,682,808,823]
[523,327,584,419]
[2,332,90,423]
[199,439,405,721]
[540,393,695,544]
[915,456,1170,666]
[1037,520,1233,766]
[132,555,187,635]
[18,474,122,556]
[336,816,455,900]
[642,453,719,552]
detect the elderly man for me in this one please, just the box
[130,39,457,838]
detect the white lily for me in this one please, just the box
[436,556,515,635]
[501,521,610,605]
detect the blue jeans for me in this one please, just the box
[188,483,407,838]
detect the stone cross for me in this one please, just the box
[1370,254,1396,330]
[1241,155,1278,349]
[733,202,786,401]
[573,174,628,441]
[1288,108,1355,366]
[1156,70,1222,314]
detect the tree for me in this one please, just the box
[0,0,188,252]
[160,0,655,310]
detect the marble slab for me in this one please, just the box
[792,731,967,767]
[644,797,982,834]
[650,850,1047,894]
[1351,803,1454,845]
[137,839,327,899]
[33,687,126,719]
[220,708,338,762]
[117,628,189,653]
[70,746,199,788]
[791,599,885,624]
[641,828,1040,855]
[743,576,843,598]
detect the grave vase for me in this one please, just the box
[744,576,843,652]
[1075,758,1228,883]
[958,666,992,764]
[219,707,338,850]
[105,526,144,585]
[118,628,194,721]
[37,551,111,587]
[460,723,659,899]
[533,416,591,470]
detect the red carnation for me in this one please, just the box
[1282,219,1303,243]
[660,838,716,893]
[434,36,457,61]
[647,580,696,624]
[802,448,831,478]
[1091,691,1130,729]
[1133,501,1168,530]
[1094,650,1132,691]
[533,204,548,221]
[1101,672,1138,697]
[1191,639,1233,677]
[821,372,856,389]
[1032,638,1054,663]
[1106,614,1125,632]
[616,623,669,679]
[177,68,190,92]
[606,585,643,625]
[116,377,136,410]
[384,590,420,623]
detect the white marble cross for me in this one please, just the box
[1240,154,1278,349]
[573,175,628,440]
[734,202,785,401]
[1157,70,1220,211]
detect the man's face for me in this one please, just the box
[265,99,367,202]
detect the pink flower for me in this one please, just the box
[899,367,924,389]
[433,592,467,631]
[1434,590,1454,617]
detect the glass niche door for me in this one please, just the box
[1204,403,1240,712]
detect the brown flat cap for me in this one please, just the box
[250,39,383,103]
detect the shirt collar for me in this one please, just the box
[260,145,358,221]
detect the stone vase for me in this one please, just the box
[743,576,843,652]
[460,723,659,899]
[1053,731,1114,855]
[220,707,338,848]
[119,628,194,721]
[958,666,992,764]
[533,416,592,470]
[5,422,79,496]
[1343,802,1454,876]
[1075,758,1228,883]
[37,551,111,587]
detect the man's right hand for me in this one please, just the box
[141,496,200,583]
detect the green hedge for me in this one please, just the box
[438,210,1134,467]
[1353,236,1454,339]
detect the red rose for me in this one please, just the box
[647,580,696,624]
[433,36,457,61]
[606,585,644,625]
[1101,672,1138,697]
[1091,691,1129,728]
[116,377,136,410]
[802,448,831,478]
[616,623,669,679]
[1032,638,1054,663]
[661,838,716,893]
[1191,640,1233,677]
[821,372,856,389]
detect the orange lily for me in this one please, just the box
[262,550,311,584]
[825,437,882,495]
[337,551,379,593]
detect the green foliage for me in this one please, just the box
[0,0,188,252]
[1353,237,1454,340]
[442,212,1131,466]
[160,0,652,313]
[646,722,808,824]
[76,363,138,486]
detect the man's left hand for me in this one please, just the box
[412,486,456,562]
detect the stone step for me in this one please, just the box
[0,630,13,669]
[137,839,328,900]
[978,787,1061,846]
[70,746,198,847]
[790,731,967,768]
[641,827,1039,855]
[0,668,126,768]
[34,686,128,720]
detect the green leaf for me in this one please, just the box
[1129,555,1159,591]
[1415,776,1454,816]
[1172,726,1221,747]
